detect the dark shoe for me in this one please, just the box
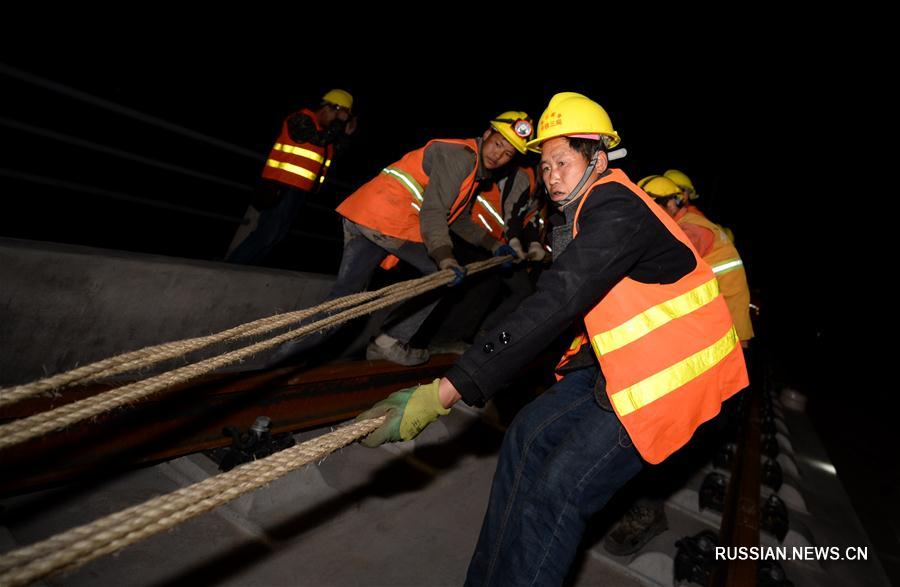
[603,502,668,556]
[366,339,430,366]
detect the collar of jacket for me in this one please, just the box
[557,168,613,212]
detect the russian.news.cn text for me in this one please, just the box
[715,546,867,561]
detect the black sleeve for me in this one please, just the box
[331,132,352,158]
[504,193,530,243]
[286,112,321,144]
[446,183,659,406]
[287,111,349,146]
[517,216,543,246]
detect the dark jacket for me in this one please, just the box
[445,171,697,406]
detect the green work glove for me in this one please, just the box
[355,379,451,447]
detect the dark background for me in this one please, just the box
[0,29,893,581]
[0,43,833,387]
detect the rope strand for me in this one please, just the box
[0,257,508,451]
[0,416,386,587]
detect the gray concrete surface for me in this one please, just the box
[0,405,504,586]
[0,238,335,386]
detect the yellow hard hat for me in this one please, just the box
[664,169,698,199]
[638,175,683,200]
[322,89,353,111]
[490,110,533,154]
[525,92,621,153]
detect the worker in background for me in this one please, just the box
[226,89,357,264]
[664,168,699,204]
[639,174,754,345]
[667,167,739,245]
[356,92,748,585]
[268,112,532,367]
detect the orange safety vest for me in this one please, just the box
[470,166,536,242]
[557,169,748,464]
[677,210,754,341]
[336,139,480,243]
[261,108,333,192]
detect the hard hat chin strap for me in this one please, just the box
[556,150,601,211]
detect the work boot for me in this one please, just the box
[603,500,668,556]
[366,337,430,366]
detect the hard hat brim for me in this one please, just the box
[490,121,528,154]
[526,131,621,153]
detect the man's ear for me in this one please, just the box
[482,128,493,142]
[595,150,609,174]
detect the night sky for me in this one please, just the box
[1,42,832,377]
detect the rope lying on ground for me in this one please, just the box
[0,415,386,587]
[0,257,508,451]
[0,269,452,408]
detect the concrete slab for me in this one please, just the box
[0,238,334,386]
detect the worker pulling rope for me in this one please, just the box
[0,257,510,451]
[0,416,386,587]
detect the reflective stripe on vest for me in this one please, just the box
[382,166,425,203]
[319,159,332,184]
[335,138,479,243]
[610,326,739,416]
[570,169,747,464]
[591,278,721,356]
[711,258,743,275]
[261,110,331,191]
[272,143,325,164]
[266,158,318,181]
[677,210,753,342]
[476,195,505,226]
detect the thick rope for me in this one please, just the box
[0,258,508,451]
[0,271,450,407]
[0,416,386,587]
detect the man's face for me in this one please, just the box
[653,198,680,218]
[318,104,350,128]
[481,130,517,170]
[540,137,590,203]
[665,199,681,217]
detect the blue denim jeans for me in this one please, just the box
[465,366,644,586]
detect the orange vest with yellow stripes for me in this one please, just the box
[559,169,748,464]
[261,108,333,192]
[470,166,536,242]
[336,139,480,243]
[678,210,754,341]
